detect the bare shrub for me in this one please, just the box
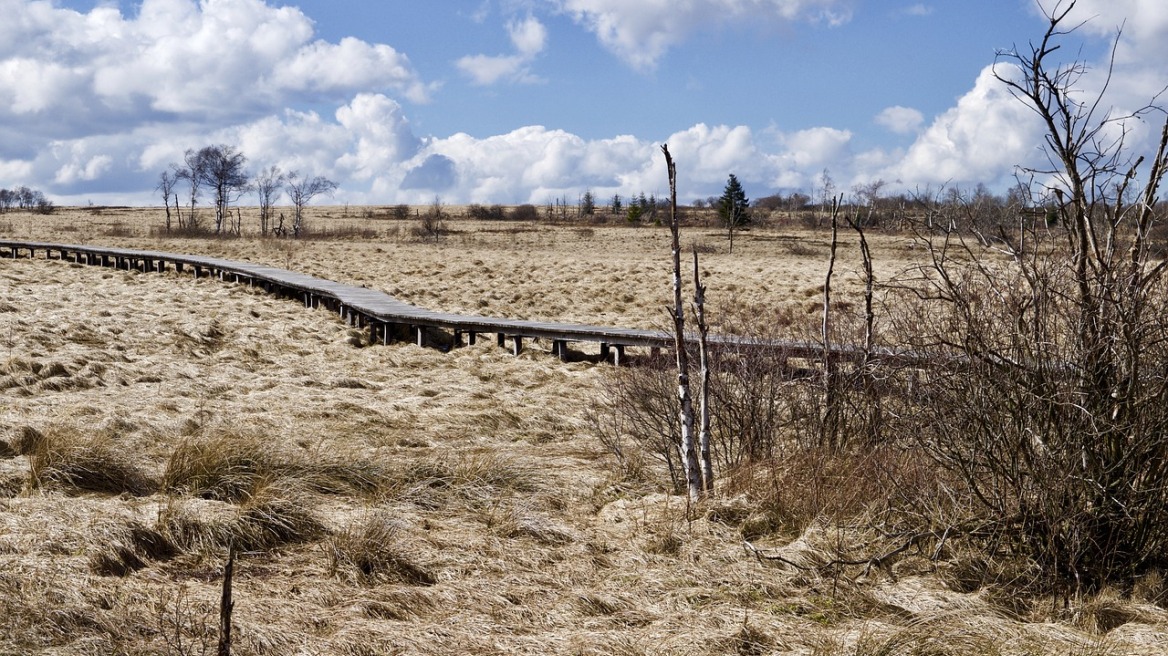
[413,197,447,241]
[886,2,1168,594]
[466,203,506,221]
[390,204,412,220]
[509,203,539,222]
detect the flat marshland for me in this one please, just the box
[1,206,1166,654]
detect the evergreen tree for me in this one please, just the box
[611,193,622,215]
[580,189,595,216]
[718,174,751,253]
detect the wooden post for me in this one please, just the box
[600,343,611,360]
[416,326,425,347]
[553,340,568,361]
[469,331,477,346]
[217,546,234,656]
[497,333,506,348]
[453,330,463,349]
[613,344,625,366]
[512,336,523,356]
[176,262,184,273]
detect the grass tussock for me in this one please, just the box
[327,513,437,586]
[23,424,158,496]
[158,483,326,554]
[89,521,177,576]
[388,451,540,510]
[163,428,387,502]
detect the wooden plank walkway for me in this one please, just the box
[0,239,903,366]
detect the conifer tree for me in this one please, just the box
[718,173,750,253]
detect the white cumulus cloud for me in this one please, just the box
[457,15,548,85]
[875,106,925,134]
[890,66,1040,187]
[558,0,853,71]
[0,0,430,136]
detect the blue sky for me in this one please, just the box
[3,0,1166,206]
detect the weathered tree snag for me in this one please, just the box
[662,144,702,500]
[693,248,713,494]
[821,196,842,450]
[218,545,235,656]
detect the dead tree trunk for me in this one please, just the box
[821,196,842,450]
[662,144,702,500]
[693,248,713,493]
[848,210,880,444]
[217,546,234,656]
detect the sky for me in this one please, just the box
[3,0,1168,206]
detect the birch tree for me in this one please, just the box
[662,144,703,500]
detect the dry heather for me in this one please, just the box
[0,208,1165,654]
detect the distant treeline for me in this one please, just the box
[0,186,54,214]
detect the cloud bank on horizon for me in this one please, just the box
[1,0,1167,206]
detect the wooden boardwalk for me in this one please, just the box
[0,239,885,365]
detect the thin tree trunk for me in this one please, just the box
[850,210,880,444]
[821,196,842,450]
[693,248,713,493]
[662,144,702,500]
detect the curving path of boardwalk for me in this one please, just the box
[0,239,858,365]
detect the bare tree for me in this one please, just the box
[254,166,285,237]
[662,144,703,501]
[156,169,178,233]
[286,172,337,238]
[176,150,205,231]
[193,145,250,235]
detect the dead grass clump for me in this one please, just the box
[157,499,239,555]
[1070,588,1151,634]
[89,521,177,577]
[327,513,436,586]
[164,432,272,502]
[159,486,325,554]
[576,592,631,616]
[715,621,780,656]
[503,511,577,546]
[727,447,946,541]
[391,452,540,509]
[25,425,158,496]
[235,487,326,551]
[1133,570,1168,606]
[848,613,1015,656]
[165,430,389,502]
[359,589,436,620]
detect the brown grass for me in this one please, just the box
[0,207,1166,654]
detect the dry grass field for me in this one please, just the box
[1,206,1167,655]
